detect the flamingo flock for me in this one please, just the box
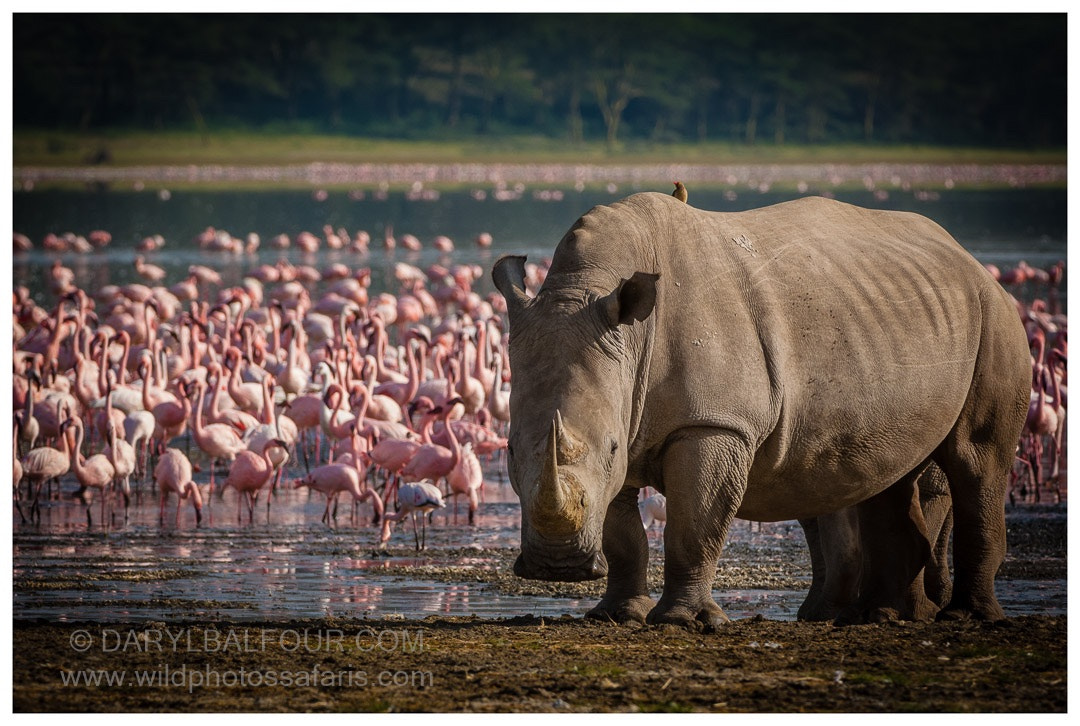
[1000,262,1069,503]
[13,225,528,549]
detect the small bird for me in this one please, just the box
[672,181,688,203]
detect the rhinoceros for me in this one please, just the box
[492,192,1029,629]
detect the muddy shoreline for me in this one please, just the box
[12,615,1066,712]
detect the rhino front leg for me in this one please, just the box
[647,428,750,631]
[586,486,654,624]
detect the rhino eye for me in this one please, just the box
[610,440,618,455]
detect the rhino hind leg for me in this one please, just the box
[932,302,1028,622]
[798,508,862,621]
[586,486,654,624]
[646,428,749,631]
[835,465,937,625]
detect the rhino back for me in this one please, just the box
[544,193,1023,516]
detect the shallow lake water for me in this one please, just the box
[12,182,1067,623]
[12,454,1066,623]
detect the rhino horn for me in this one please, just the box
[554,409,588,464]
[492,255,531,315]
[531,411,586,537]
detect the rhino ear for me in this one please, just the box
[492,255,531,315]
[603,271,659,327]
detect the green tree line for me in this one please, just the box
[12,13,1066,149]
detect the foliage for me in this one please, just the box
[12,14,1066,149]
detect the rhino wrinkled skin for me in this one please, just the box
[492,192,1030,629]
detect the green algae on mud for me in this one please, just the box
[12,616,1066,712]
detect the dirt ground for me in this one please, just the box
[11,614,1066,713]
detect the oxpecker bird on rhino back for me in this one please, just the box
[492,192,1030,629]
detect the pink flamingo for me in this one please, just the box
[372,334,421,406]
[223,439,289,523]
[148,379,192,453]
[63,418,118,526]
[190,381,247,493]
[400,398,464,491]
[102,385,136,506]
[446,441,483,524]
[486,344,510,431]
[134,255,166,283]
[15,362,40,456]
[293,462,384,526]
[359,360,404,424]
[154,448,203,526]
[19,413,73,523]
[224,348,265,415]
[319,383,356,456]
[245,375,298,490]
[639,490,668,529]
[379,481,446,550]
[14,422,25,522]
[454,337,486,414]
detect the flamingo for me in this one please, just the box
[293,462,384,526]
[379,481,446,550]
[148,379,192,452]
[134,255,166,283]
[360,356,405,423]
[278,320,310,398]
[154,448,203,526]
[446,441,483,524]
[20,399,74,522]
[454,337,486,415]
[224,348,265,415]
[13,422,26,523]
[15,363,40,456]
[206,364,261,434]
[223,439,289,523]
[190,381,247,493]
[124,408,156,478]
[372,335,421,406]
[102,385,136,505]
[63,418,118,526]
[399,398,464,492]
[244,375,298,490]
[639,491,668,529]
[319,383,356,455]
[487,344,510,431]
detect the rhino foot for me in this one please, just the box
[585,595,655,625]
[937,590,1006,622]
[646,599,730,632]
[797,598,844,622]
[937,603,1006,623]
[832,605,899,626]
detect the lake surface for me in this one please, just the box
[13,186,1068,303]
